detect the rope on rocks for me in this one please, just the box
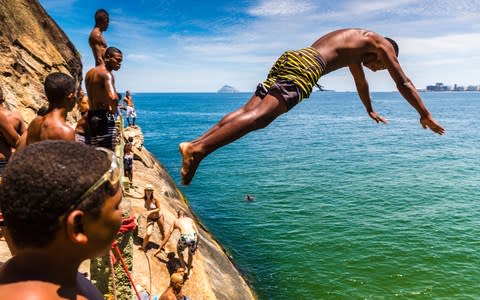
[110,216,141,300]
[109,250,117,300]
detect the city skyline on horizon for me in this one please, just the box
[39,0,480,92]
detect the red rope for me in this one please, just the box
[110,216,141,300]
[113,243,142,300]
[119,216,136,233]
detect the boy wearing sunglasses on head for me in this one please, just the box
[0,140,122,300]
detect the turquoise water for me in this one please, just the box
[135,92,480,299]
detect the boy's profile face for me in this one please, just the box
[107,53,123,71]
[98,13,109,31]
[66,92,77,111]
[81,185,122,257]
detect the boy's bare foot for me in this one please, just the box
[179,142,201,185]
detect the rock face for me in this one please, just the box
[124,127,256,299]
[0,1,257,299]
[217,85,239,93]
[0,0,83,124]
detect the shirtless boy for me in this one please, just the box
[0,140,122,300]
[123,136,134,187]
[0,87,26,174]
[27,72,76,144]
[84,46,123,150]
[89,9,109,66]
[78,90,89,117]
[160,272,190,300]
[123,90,136,127]
[0,87,26,252]
[155,210,199,277]
[179,28,445,185]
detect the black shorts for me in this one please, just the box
[124,157,133,171]
[85,110,117,150]
[255,80,300,111]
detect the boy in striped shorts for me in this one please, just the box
[179,28,445,185]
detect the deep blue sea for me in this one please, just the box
[133,91,479,299]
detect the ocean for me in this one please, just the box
[134,91,480,299]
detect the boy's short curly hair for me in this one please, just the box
[94,9,109,24]
[44,72,75,105]
[0,140,118,248]
[384,37,399,57]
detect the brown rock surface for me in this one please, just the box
[0,1,257,298]
[124,128,256,299]
[0,0,83,124]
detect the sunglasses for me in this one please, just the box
[75,147,121,206]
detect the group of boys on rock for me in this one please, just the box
[0,9,191,300]
[0,4,445,300]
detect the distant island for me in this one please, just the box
[217,85,239,93]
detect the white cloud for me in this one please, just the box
[126,53,151,62]
[248,0,315,17]
[346,0,418,15]
[398,33,480,57]
[396,0,480,17]
[68,0,480,92]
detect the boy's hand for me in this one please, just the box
[369,111,388,124]
[420,116,445,135]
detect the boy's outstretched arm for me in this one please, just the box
[349,64,388,124]
[381,49,445,135]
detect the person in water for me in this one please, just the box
[245,194,255,202]
[179,28,445,185]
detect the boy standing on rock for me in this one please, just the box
[89,9,109,66]
[84,46,123,150]
[26,72,77,144]
[155,210,199,278]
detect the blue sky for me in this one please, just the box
[39,0,480,92]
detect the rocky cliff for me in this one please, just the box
[0,1,256,299]
[0,0,82,123]
[123,126,256,299]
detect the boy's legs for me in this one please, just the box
[193,94,262,142]
[180,93,288,185]
[128,170,133,186]
[186,251,193,276]
[157,215,165,238]
[177,247,187,268]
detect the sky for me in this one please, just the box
[39,0,480,92]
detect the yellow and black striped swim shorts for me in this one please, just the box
[255,47,326,110]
